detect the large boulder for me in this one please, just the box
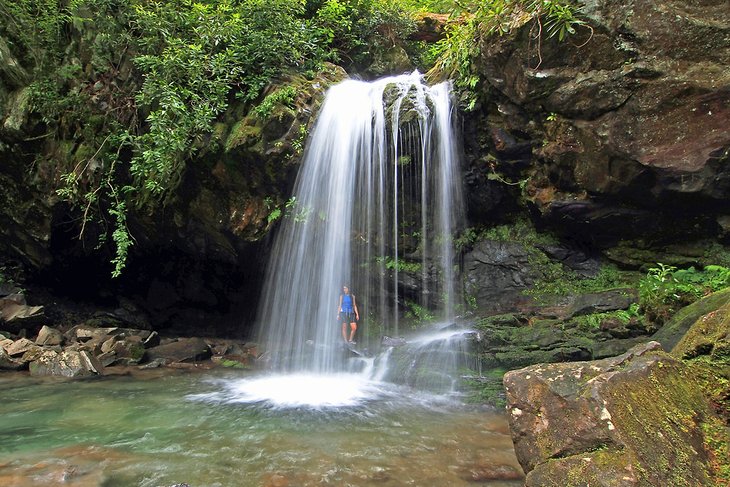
[0,293,44,331]
[504,341,714,486]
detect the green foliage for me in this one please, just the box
[572,303,641,331]
[456,218,558,252]
[129,0,326,205]
[639,264,730,325]
[404,300,435,327]
[264,197,282,224]
[252,86,297,119]
[528,0,587,41]
[0,0,71,69]
[220,358,249,369]
[312,0,418,68]
[291,123,308,155]
[4,0,446,276]
[529,262,632,300]
[284,196,311,223]
[109,193,133,278]
[376,256,422,273]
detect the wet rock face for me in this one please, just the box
[472,0,730,244]
[503,341,714,486]
[463,239,539,313]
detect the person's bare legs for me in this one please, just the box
[342,322,349,342]
[349,322,357,343]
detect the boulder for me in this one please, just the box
[29,350,105,377]
[35,325,64,346]
[563,288,638,318]
[504,341,714,486]
[0,293,43,326]
[652,287,730,351]
[106,336,146,365]
[0,347,23,370]
[672,299,730,363]
[5,337,39,357]
[144,337,211,363]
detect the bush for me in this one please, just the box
[639,264,730,325]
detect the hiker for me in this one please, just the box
[337,285,359,344]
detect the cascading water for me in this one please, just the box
[256,72,465,378]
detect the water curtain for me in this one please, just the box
[256,72,464,373]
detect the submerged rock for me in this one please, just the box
[504,341,714,486]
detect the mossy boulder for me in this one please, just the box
[651,287,730,351]
[673,298,730,363]
[504,341,714,486]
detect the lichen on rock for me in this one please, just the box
[504,341,715,486]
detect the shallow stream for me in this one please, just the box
[0,369,522,486]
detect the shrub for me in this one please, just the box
[639,264,730,325]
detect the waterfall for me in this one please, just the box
[256,72,464,374]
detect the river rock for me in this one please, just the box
[0,293,43,326]
[144,337,211,363]
[29,349,105,377]
[563,288,638,318]
[5,337,39,357]
[504,341,714,486]
[652,287,730,351]
[108,336,146,365]
[35,325,64,346]
[672,298,730,362]
[0,347,23,370]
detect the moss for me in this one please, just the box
[653,287,730,351]
[220,358,249,369]
[702,416,730,484]
[673,300,730,363]
[464,367,507,407]
[602,357,712,485]
[225,118,262,152]
[129,342,145,361]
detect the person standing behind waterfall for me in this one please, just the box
[338,285,359,344]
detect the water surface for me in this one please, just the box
[0,369,522,486]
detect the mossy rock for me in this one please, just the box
[2,86,31,135]
[225,118,262,152]
[651,287,730,352]
[505,342,714,486]
[261,105,296,142]
[672,299,730,362]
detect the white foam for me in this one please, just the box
[204,373,391,409]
